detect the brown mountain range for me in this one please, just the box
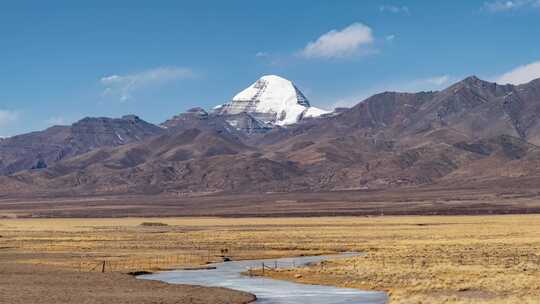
[2,76,540,197]
[0,115,164,175]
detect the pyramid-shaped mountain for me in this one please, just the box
[214,75,329,126]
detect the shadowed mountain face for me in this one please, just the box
[257,76,540,146]
[337,76,540,144]
[4,128,299,196]
[161,107,271,136]
[3,76,540,196]
[0,115,164,175]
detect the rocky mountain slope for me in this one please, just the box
[2,75,540,197]
[0,115,164,175]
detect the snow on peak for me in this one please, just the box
[215,75,329,126]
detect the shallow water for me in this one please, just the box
[139,253,388,304]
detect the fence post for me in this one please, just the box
[101,261,106,273]
[262,262,265,275]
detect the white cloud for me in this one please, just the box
[301,23,375,59]
[100,66,195,101]
[385,34,396,42]
[255,51,269,58]
[0,110,19,128]
[483,0,540,12]
[379,5,410,14]
[496,60,540,85]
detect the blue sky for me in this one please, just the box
[1,0,540,136]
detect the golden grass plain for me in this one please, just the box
[1,215,539,303]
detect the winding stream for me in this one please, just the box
[139,253,388,304]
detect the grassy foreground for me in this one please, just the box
[1,215,539,303]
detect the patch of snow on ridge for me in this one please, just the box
[304,106,329,118]
[216,75,329,126]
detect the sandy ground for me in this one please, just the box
[0,262,255,304]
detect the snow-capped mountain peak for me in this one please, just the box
[214,75,329,126]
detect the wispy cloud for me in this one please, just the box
[483,0,540,12]
[100,66,195,102]
[385,34,396,42]
[0,110,19,128]
[255,51,269,58]
[379,5,410,14]
[45,116,68,126]
[301,23,375,59]
[496,60,540,84]
[327,75,453,109]
[423,75,451,86]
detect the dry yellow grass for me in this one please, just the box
[0,217,333,271]
[1,215,539,303]
[253,215,540,303]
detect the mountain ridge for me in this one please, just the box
[0,115,164,175]
[2,75,540,197]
